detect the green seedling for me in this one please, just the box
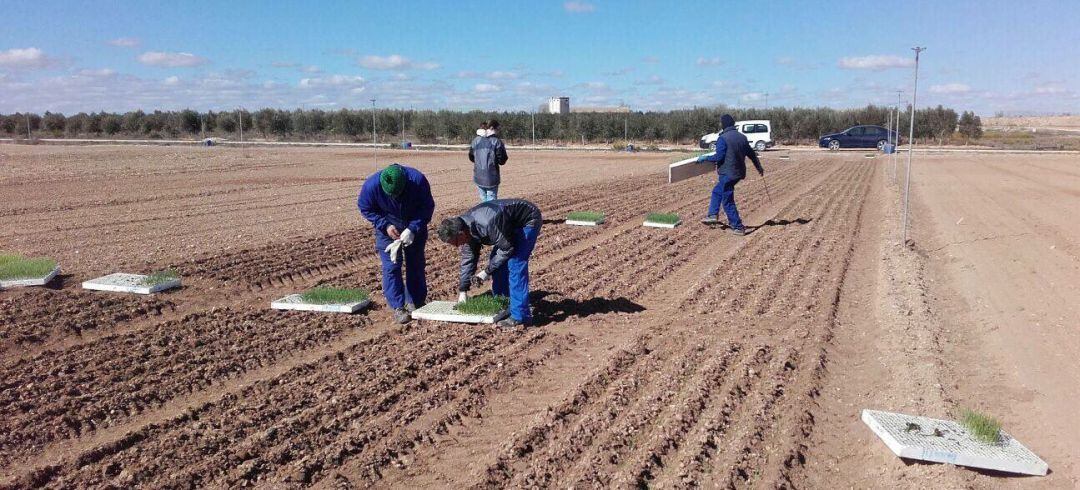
[299,287,370,305]
[0,253,57,281]
[454,293,510,316]
[959,408,1002,444]
[567,211,605,223]
[140,269,180,286]
[645,212,681,225]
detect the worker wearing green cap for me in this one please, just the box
[358,163,436,323]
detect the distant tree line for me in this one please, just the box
[0,104,981,145]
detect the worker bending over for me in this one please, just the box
[358,163,435,323]
[437,199,542,329]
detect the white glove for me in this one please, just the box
[457,292,467,304]
[384,239,403,263]
[400,228,414,247]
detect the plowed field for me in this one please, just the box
[1,145,1076,488]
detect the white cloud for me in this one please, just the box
[741,92,764,102]
[1033,83,1067,95]
[78,68,117,77]
[137,51,208,67]
[301,65,322,73]
[299,75,365,88]
[634,75,664,85]
[163,76,180,85]
[358,54,439,71]
[107,37,140,48]
[585,81,607,90]
[602,67,635,76]
[837,55,913,70]
[929,83,971,94]
[487,71,520,80]
[474,83,501,93]
[0,47,52,69]
[696,57,724,67]
[564,1,595,13]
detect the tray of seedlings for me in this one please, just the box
[82,269,182,294]
[565,211,605,227]
[643,212,682,229]
[271,286,372,313]
[0,252,60,288]
[411,293,510,324]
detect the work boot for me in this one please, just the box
[701,215,719,225]
[405,302,422,313]
[393,307,412,324]
[496,317,525,331]
[732,228,747,236]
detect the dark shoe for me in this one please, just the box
[701,215,719,225]
[393,308,412,324]
[731,228,747,236]
[405,302,423,313]
[496,317,525,330]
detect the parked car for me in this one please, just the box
[700,119,774,151]
[818,125,900,150]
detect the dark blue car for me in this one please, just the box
[819,125,900,150]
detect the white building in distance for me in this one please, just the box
[548,96,570,114]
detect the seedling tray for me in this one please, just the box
[0,265,60,288]
[566,219,604,226]
[643,220,681,229]
[861,409,1048,476]
[82,273,181,294]
[271,294,371,314]
[411,300,509,324]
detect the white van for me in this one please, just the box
[699,119,774,151]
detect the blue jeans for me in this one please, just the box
[709,174,743,230]
[375,230,427,309]
[478,185,498,202]
[490,224,540,323]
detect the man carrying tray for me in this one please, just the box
[698,114,764,236]
[357,163,435,324]
[436,199,542,329]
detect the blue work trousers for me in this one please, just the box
[489,225,540,323]
[708,174,744,230]
[375,230,427,309]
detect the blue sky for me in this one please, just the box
[1,0,1076,115]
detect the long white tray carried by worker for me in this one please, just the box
[861,409,1048,476]
[668,153,714,184]
[411,300,509,324]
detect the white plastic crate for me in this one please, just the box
[82,273,181,294]
[643,219,681,229]
[862,409,1048,476]
[566,219,604,227]
[410,300,508,324]
[271,294,371,314]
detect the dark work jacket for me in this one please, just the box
[356,166,435,241]
[700,127,764,180]
[469,135,508,187]
[458,199,542,291]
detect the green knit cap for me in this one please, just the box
[380,164,406,196]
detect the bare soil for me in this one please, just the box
[0,144,1075,488]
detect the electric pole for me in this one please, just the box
[902,47,925,245]
[238,108,243,143]
[531,112,536,145]
[371,98,377,168]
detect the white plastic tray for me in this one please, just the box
[0,266,60,288]
[410,300,508,324]
[82,273,181,294]
[271,294,371,314]
[669,154,714,183]
[643,220,681,229]
[862,409,1048,476]
[566,219,604,227]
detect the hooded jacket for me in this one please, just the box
[469,133,508,188]
[357,165,435,239]
[700,126,764,180]
[457,199,542,291]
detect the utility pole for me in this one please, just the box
[531,112,536,145]
[401,110,405,148]
[902,47,925,245]
[624,116,628,142]
[371,98,377,168]
[25,112,31,140]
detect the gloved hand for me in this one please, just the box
[457,291,468,304]
[696,155,708,163]
[470,270,489,288]
[384,239,403,263]
[758,168,765,176]
[400,228,414,247]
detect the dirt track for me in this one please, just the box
[1,145,1076,488]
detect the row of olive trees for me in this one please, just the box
[1,104,979,144]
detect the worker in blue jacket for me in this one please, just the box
[357,163,435,323]
[697,114,764,235]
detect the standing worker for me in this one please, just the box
[698,114,764,236]
[436,198,541,329]
[469,119,509,202]
[358,163,435,323]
